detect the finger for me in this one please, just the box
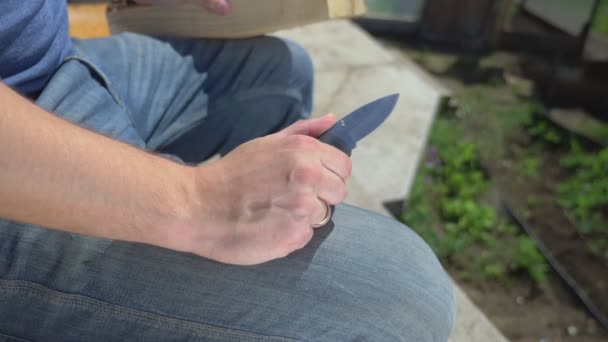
[201,0,232,15]
[317,142,352,181]
[290,116,352,181]
[310,199,331,229]
[284,133,351,181]
[279,114,337,138]
[316,167,348,205]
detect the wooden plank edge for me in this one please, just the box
[108,0,366,38]
[69,3,111,39]
[327,0,368,18]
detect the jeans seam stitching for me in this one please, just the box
[1,279,303,342]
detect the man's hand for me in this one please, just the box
[134,0,232,15]
[1,83,348,266]
[161,115,352,266]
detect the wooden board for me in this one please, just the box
[327,0,368,18]
[68,4,111,39]
[107,0,367,38]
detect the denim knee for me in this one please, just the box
[370,225,456,341]
[394,227,457,341]
[260,36,314,119]
[283,38,313,119]
[330,206,457,341]
[280,38,314,93]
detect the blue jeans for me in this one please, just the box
[0,33,455,341]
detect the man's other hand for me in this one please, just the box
[134,0,232,15]
[161,115,352,266]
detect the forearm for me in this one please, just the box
[0,83,195,244]
[0,83,350,265]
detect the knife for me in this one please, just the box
[313,93,399,226]
[317,93,400,157]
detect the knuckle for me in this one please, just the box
[287,135,316,150]
[291,163,321,186]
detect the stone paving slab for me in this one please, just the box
[278,20,396,72]
[277,20,509,342]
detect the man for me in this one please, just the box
[0,0,455,340]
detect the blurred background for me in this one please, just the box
[358,1,608,341]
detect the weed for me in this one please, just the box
[484,262,507,280]
[402,117,548,283]
[513,236,549,283]
[526,195,539,209]
[521,157,541,180]
[526,117,566,146]
[557,141,608,256]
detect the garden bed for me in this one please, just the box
[487,135,608,329]
[382,39,608,341]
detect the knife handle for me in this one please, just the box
[317,132,353,157]
[315,131,351,227]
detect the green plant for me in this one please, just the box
[508,1,521,20]
[451,86,539,160]
[484,262,507,280]
[513,236,548,283]
[557,143,608,256]
[521,157,541,180]
[593,0,608,35]
[526,117,566,146]
[402,122,548,283]
[527,195,539,208]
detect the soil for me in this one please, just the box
[377,38,608,341]
[483,142,608,334]
[457,106,608,342]
[454,84,608,340]
[448,146,608,341]
[458,273,606,342]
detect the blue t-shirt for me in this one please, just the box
[0,0,72,95]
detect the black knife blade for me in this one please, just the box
[317,94,399,156]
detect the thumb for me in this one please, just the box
[280,114,337,138]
